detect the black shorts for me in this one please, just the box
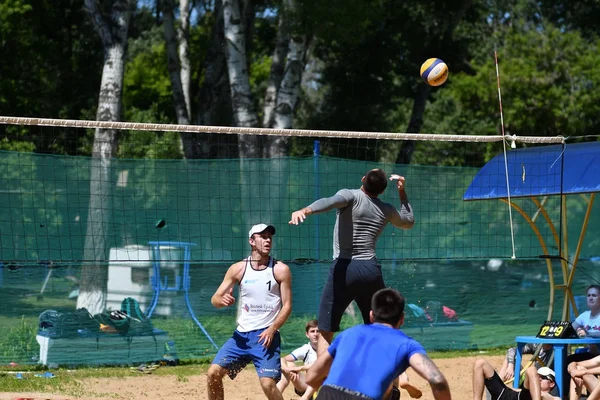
[318,258,385,332]
[485,372,531,400]
[316,385,374,400]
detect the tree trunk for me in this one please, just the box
[271,34,307,148]
[197,0,233,158]
[265,0,307,157]
[78,0,134,315]
[178,0,192,119]
[223,0,259,158]
[162,0,189,125]
[223,0,262,231]
[395,84,431,164]
[264,34,307,231]
[162,0,197,158]
[262,5,290,130]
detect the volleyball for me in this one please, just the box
[420,58,448,87]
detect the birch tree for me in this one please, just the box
[162,0,198,158]
[261,3,290,131]
[271,35,307,144]
[222,0,259,157]
[197,0,232,157]
[177,0,192,118]
[222,0,263,230]
[162,0,189,125]
[78,0,136,315]
[262,0,307,157]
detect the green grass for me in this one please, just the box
[427,347,507,359]
[0,312,528,366]
[470,323,540,348]
[0,317,39,363]
[0,272,538,365]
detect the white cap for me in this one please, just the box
[537,367,555,382]
[248,223,276,238]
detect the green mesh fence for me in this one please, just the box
[0,150,599,366]
[3,259,600,366]
[3,151,597,262]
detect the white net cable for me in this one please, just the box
[0,116,565,144]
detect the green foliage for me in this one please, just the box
[540,0,600,39]
[118,109,183,159]
[0,125,36,152]
[2,0,600,162]
[422,23,600,145]
[0,0,101,154]
[124,40,173,120]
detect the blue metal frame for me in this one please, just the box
[146,241,218,349]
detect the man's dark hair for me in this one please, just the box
[363,169,388,195]
[305,319,318,332]
[371,288,405,325]
[587,285,600,294]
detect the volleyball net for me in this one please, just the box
[0,115,598,367]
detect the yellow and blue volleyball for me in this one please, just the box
[420,58,448,87]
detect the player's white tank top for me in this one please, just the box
[236,256,281,332]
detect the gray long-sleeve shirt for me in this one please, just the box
[506,344,553,368]
[307,188,414,260]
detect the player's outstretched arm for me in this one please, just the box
[408,353,451,400]
[289,208,313,225]
[289,192,351,225]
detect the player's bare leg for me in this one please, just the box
[207,364,228,400]
[523,366,540,400]
[473,358,496,400]
[260,376,285,400]
[290,373,308,394]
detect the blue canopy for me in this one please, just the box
[463,141,600,200]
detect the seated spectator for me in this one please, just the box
[277,319,319,400]
[567,354,600,400]
[499,344,554,382]
[570,285,600,361]
[565,285,600,396]
[473,358,560,400]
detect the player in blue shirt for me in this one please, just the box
[306,288,451,400]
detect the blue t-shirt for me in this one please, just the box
[323,324,427,400]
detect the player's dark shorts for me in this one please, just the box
[211,328,281,380]
[485,372,531,400]
[316,385,375,400]
[318,258,385,332]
